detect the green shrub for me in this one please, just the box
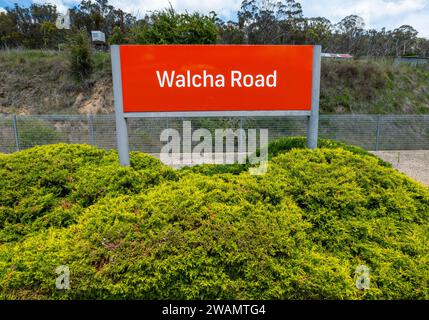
[180,162,246,176]
[0,142,428,299]
[265,137,390,164]
[66,31,93,82]
[259,148,429,299]
[128,7,218,45]
[0,174,356,299]
[0,144,176,243]
[183,137,390,176]
[109,26,127,45]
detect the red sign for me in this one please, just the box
[119,45,314,113]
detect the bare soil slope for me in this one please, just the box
[0,50,113,115]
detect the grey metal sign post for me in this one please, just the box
[111,45,130,166]
[308,45,322,149]
[111,45,321,166]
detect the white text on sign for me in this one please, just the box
[155,70,278,88]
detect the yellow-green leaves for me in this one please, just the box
[0,141,428,299]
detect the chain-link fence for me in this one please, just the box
[1,114,428,154]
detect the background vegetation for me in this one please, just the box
[0,140,428,299]
[1,0,429,115]
[1,49,428,115]
[1,0,429,57]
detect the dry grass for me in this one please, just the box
[320,59,429,114]
[0,49,113,115]
[1,50,429,115]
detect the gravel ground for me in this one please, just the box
[372,151,429,186]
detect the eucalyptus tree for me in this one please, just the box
[237,0,304,44]
[334,15,365,53]
[393,25,418,56]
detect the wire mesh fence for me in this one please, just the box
[0,114,428,154]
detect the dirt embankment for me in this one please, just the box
[72,81,113,114]
[1,50,429,115]
[0,50,114,115]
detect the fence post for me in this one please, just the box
[375,115,382,151]
[12,115,20,151]
[239,117,244,153]
[88,115,96,146]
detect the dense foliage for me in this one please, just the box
[181,137,390,177]
[66,31,94,82]
[123,8,218,45]
[1,0,429,57]
[0,140,428,299]
[0,144,176,243]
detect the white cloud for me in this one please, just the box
[33,0,70,13]
[302,0,426,22]
[0,7,6,13]
[301,0,429,37]
[396,12,429,37]
[336,0,425,21]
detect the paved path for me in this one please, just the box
[372,151,429,186]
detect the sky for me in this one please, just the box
[0,0,428,38]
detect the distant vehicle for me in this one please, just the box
[322,53,353,60]
[91,31,106,44]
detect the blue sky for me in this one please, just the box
[1,0,428,38]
